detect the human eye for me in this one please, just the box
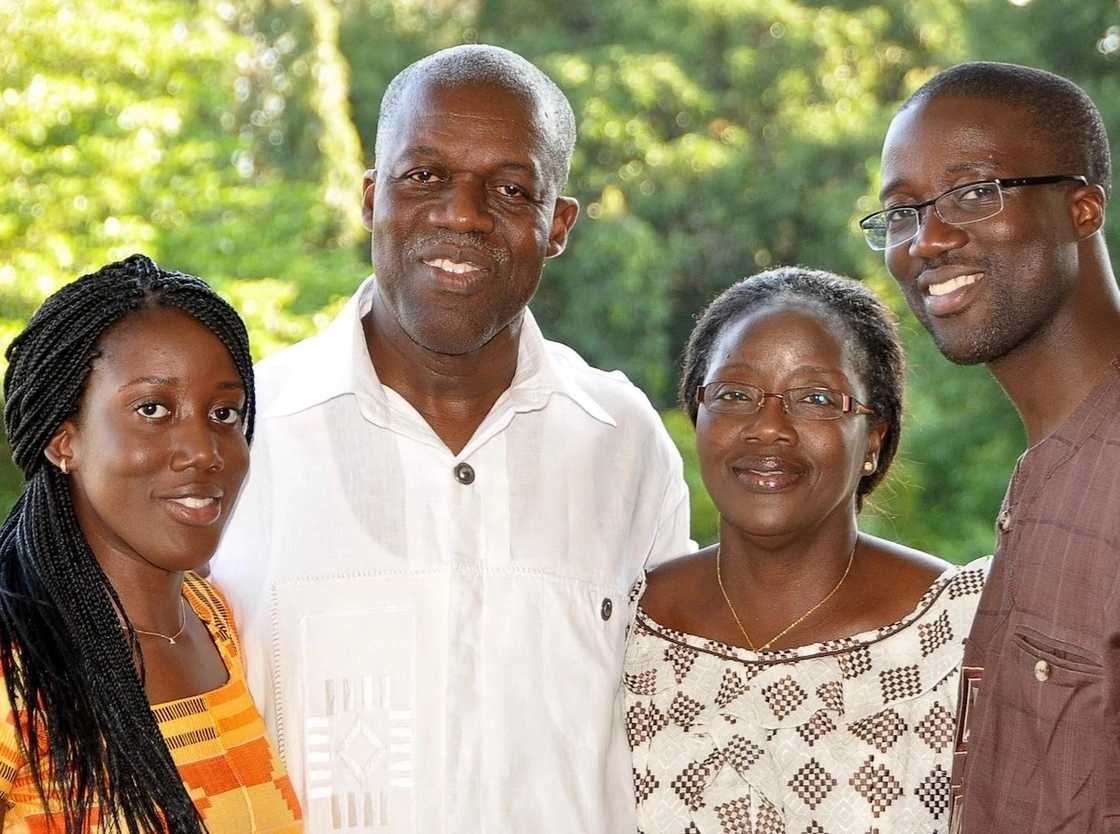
[954,182,1000,205]
[883,206,915,226]
[210,404,242,425]
[711,384,762,409]
[495,182,538,204]
[800,390,835,406]
[135,402,171,419]
[791,388,843,417]
[716,385,753,402]
[403,168,442,184]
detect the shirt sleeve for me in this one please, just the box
[210,427,274,644]
[1102,597,1120,832]
[644,434,694,571]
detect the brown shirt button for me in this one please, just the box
[600,598,613,621]
[454,462,475,485]
[1034,659,1051,682]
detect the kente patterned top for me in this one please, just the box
[624,557,989,834]
[0,572,302,833]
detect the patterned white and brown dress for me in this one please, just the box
[624,558,989,834]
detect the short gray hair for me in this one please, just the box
[374,44,577,192]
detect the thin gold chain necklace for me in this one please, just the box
[132,598,187,646]
[715,540,857,652]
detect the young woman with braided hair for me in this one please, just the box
[0,255,301,832]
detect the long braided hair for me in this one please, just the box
[0,254,255,833]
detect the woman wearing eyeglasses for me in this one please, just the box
[625,266,988,834]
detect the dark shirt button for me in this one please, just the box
[601,598,613,621]
[454,462,475,485]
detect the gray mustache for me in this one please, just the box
[406,231,509,265]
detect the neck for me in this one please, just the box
[363,292,521,454]
[94,549,186,635]
[988,245,1120,446]
[69,488,188,635]
[717,513,860,593]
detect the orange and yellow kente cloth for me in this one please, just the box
[0,572,302,833]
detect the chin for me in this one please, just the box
[722,510,803,540]
[405,321,498,356]
[147,539,222,574]
[932,329,1016,366]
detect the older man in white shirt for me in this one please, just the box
[212,44,690,833]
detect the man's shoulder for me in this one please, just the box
[541,337,661,420]
[255,332,328,381]
[252,330,341,417]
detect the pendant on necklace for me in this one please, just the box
[167,638,177,646]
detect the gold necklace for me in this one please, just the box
[715,539,857,652]
[132,598,187,646]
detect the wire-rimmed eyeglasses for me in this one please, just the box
[859,175,1088,251]
[697,381,875,421]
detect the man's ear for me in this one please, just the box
[44,419,77,474]
[362,169,376,232]
[1070,182,1106,241]
[546,196,580,259]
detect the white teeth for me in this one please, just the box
[928,273,982,297]
[171,497,215,509]
[425,258,479,275]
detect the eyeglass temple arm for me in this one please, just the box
[997,175,1089,188]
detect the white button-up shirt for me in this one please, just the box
[212,276,691,834]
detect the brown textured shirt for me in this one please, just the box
[952,358,1120,833]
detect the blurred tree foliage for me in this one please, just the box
[2,0,1118,562]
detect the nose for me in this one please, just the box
[170,418,224,473]
[907,205,968,260]
[743,394,797,444]
[429,178,495,235]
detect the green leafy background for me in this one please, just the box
[3,0,1118,562]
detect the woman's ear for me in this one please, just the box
[863,418,888,474]
[45,420,77,475]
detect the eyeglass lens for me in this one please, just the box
[703,383,850,420]
[863,181,1005,250]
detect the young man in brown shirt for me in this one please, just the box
[860,62,1120,832]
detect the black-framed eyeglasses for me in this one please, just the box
[859,175,1088,251]
[697,381,875,421]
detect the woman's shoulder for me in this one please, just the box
[853,535,950,619]
[181,572,242,656]
[859,536,989,636]
[639,546,716,629]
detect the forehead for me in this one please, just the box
[91,307,235,382]
[379,79,551,174]
[708,302,859,380]
[880,96,1053,198]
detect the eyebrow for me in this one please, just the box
[118,377,244,392]
[789,364,841,376]
[711,364,845,380]
[879,161,994,202]
[397,147,540,177]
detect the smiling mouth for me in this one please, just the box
[927,272,983,297]
[160,496,223,526]
[169,496,217,510]
[423,257,482,275]
[731,456,807,492]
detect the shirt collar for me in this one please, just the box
[261,274,616,427]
